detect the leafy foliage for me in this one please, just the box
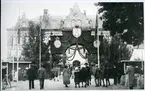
[88,54,97,64]
[99,35,133,65]
[109,35,133,64]
[22,21,50,64]
[97,3,144,46]
[52,54,63,65]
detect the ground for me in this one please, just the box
[3,77,140,91]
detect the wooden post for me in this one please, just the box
[124,62,126,74]
[29,63,30,68]
[17,44,19,82]
[6,63,8,78]
[12,28,15,81]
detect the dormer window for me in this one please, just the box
[22,22,26,27]
[71,19,76,28]
[77,19,82,27]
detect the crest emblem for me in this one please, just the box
[54,37,61,48]
[72,27,82,38]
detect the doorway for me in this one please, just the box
[73,60,80,67]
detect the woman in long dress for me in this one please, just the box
[126,64,135,89]
[63,66,71,87]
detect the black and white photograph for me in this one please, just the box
[1,0,144,90]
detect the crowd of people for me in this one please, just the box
[25,62,143,90]
[63,63,91,88]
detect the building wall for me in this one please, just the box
[8,63,30,81]
[7,28,29,61]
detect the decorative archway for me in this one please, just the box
[40,4,100,66]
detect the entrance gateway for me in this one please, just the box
[65,45,88,66]
[40,4,109,66]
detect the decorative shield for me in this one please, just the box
[72,28,82,38]
[54,38,61,48]
[93,40,100,48]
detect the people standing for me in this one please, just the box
[38,65,46,90]
[104,63,111,87]
[22,69,27,81]
[126,63,135,89]
[91,64,97,85]
[74,67,80,88]
[27,64,37,90]
[84,63,91,86]
[94,64,101,87]
[63,66,71,87]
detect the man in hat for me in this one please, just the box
[38,65,46,90]
[27,64,37,89]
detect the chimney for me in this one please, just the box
[44,9,48,14]
[84,10,86,16]
[22,12,26,19]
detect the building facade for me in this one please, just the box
[5,4,112,80]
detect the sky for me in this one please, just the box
[1,0,98,60]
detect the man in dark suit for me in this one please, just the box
[85,63,91,86]
[38,65,46,90]
[27,64,37,90]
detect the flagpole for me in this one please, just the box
[17,29,20,82]
[17,9,20,82]
[96,11,100,69]
[97,22,100,69]
[39,16,41,68]
[95,8,100,69]
[12,27,14,81]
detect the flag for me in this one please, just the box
[17,29,20,44]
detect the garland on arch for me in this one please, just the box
[61,35,73,43]
[65,43,88,62]
[65,48,77,61]
[66,47,76,58]
[78,47,87,59]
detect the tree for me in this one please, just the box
[109,35,133,64]
[99,35,133,66]
[96,3,143,46]
[88,54,97,64]
[22,21,50,64]
[52,54,63,66]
